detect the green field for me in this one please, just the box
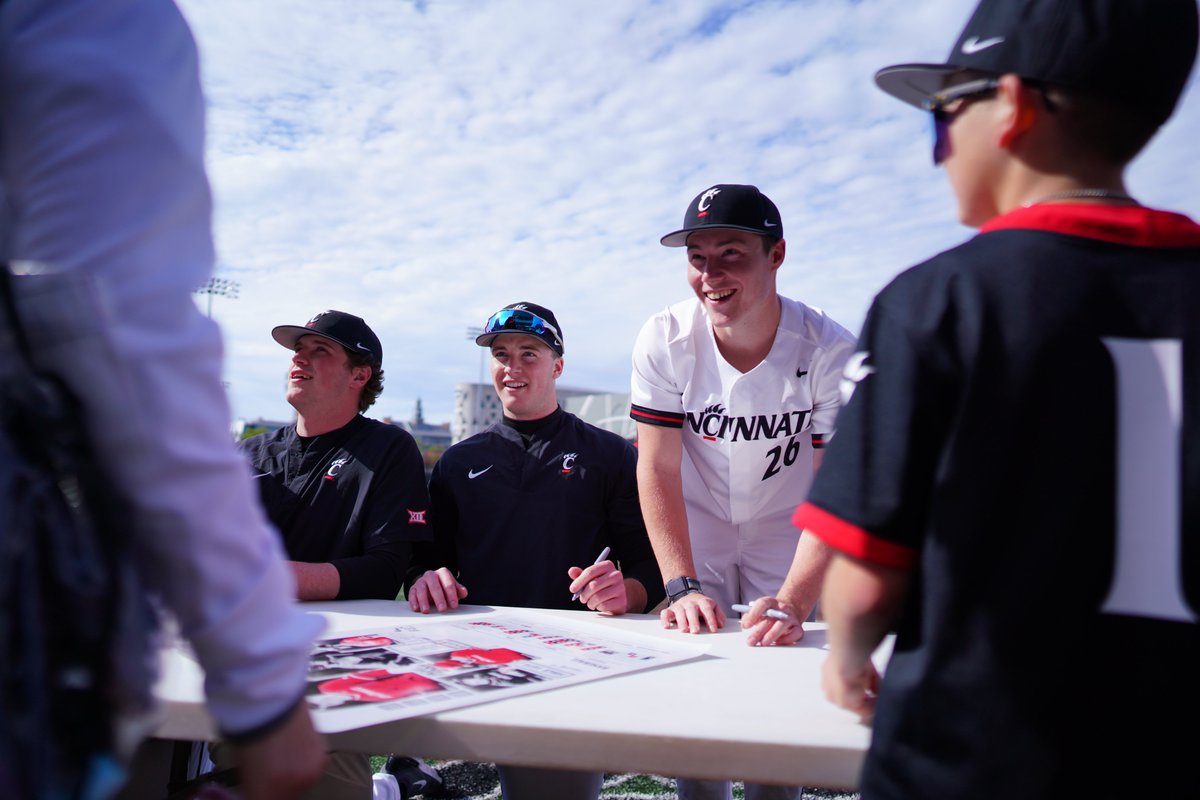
[371,758,859,799]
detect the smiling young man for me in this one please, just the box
[242,310,431,603]
[794,1,1200,798]
[630,186,855,634]
[406,301,662,800]
[630,186,855,800]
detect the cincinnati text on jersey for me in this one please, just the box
[688,404,811,442]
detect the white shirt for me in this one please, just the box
[0,0,321,736]
[631,296,855,525]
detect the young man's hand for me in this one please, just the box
[661,592,726,633]
[821,654,879,720]
[568,559,630,614]
[233,703,327,800]
[738,596,804,647]
[408,567,469,612]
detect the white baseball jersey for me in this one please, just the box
[631,296,855,526]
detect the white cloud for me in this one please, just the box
[176,0,1200,425]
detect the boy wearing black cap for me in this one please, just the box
[406,302,663,800]
[790,1,1200,797]
[631,186,855,800]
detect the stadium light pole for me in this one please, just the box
[194,277,240,392]
[194,276,240,318]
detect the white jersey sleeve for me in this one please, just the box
[630,301,694,429]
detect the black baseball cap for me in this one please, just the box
[272,310,383,365]
[875,0,1198,127]
[660,184,783,248]
[476,302,564,356]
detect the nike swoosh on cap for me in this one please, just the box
[961,35,1004,54]
[468,466,493,479]
[764,219,778,227]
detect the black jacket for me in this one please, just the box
[242,414,431,599]
[410,408,664,611]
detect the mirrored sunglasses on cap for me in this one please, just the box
[925,77,999,165]
[483,308,561,339]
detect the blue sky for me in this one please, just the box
[176,0,1200,425]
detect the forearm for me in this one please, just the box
[776,531,836,621]
[623,578,649,614]
[289,561,341,601]
[636,460,696,581]
[822,554,910,670]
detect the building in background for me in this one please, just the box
[450,383,502,443]
[562,392,634,440]
[391,398,453,450]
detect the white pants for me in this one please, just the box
[687,506,800,611]
[680,506,804,800]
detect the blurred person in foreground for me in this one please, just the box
[786,0,1200,797]
[0,0,325,797]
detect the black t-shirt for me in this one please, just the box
[796,204,1200,799]
[410,407,665,611]
[241,414,431,600]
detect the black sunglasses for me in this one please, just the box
[926,78,1000,165]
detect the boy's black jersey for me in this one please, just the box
[796,204,1200,799]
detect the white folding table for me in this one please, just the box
[154,600,889,789]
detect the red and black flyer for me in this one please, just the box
[303,609,707,732]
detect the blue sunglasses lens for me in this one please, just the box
[484,309,548,336]
[931,110,950,165]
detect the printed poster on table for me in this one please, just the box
[304,609,708,732]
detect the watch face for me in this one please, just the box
[666,576,702,601]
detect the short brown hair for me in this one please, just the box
[345,349,383,413]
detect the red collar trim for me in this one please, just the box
[979,203,1200,248]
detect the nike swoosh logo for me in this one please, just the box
[961,35,1004,54]
[764,219,778,227]
[468,466,493,479]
